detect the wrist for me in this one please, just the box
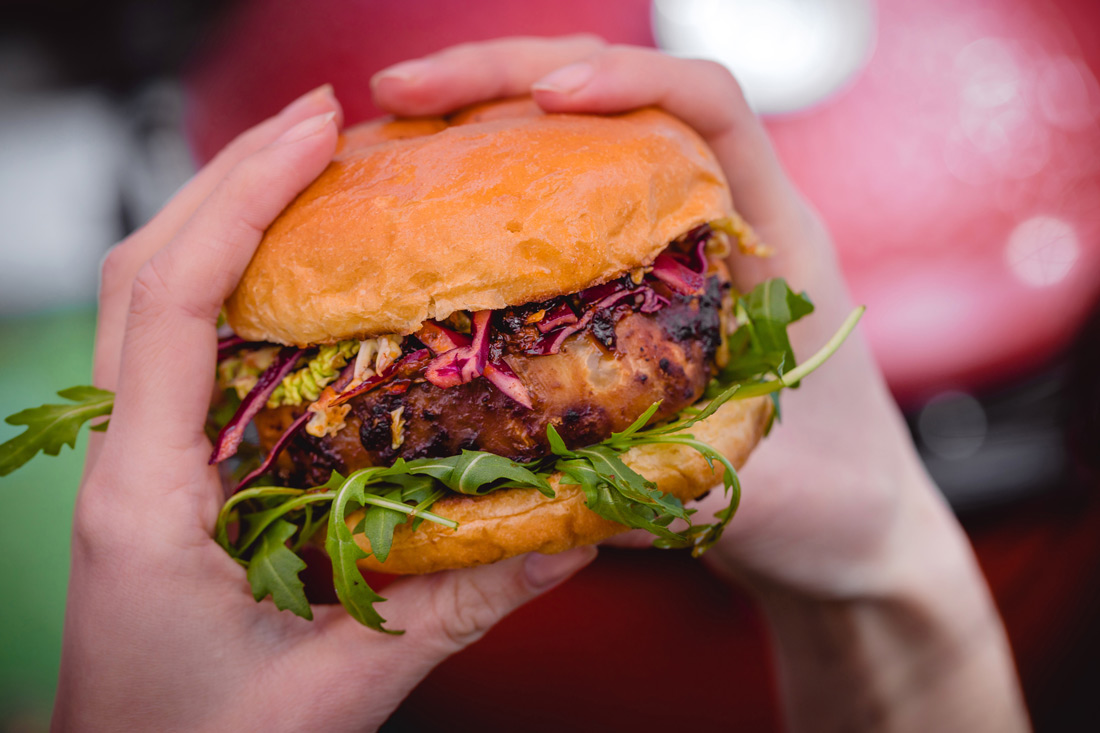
[749,479,1029,731]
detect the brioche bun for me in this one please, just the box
[236,99,770,576]
[225,99,732,346]
[352,393,772,575]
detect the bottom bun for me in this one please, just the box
[352,395,773,575]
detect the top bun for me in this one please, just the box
[226,98,733,346]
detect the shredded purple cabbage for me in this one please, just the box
[210,346,303,464]
[651,252,705,295]
[636,286,670,313]
[484,361,533,409]
[332,348,431,406]
[236,411,309,490]
[534,288,637,355]
[424,310,491,388]
[536,301,579,333]
[216,335,251,361]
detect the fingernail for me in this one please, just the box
[532,62,594,95]
[524,546,597,589]
[276,111,335,144]
[372,59,434,86]
[281,83,336,117]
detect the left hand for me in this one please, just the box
[56,84,594,733]
[369,35,926,600]
[370,38,1028,732]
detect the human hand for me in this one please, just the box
[372,37,1028,731]
[55,85,595,733]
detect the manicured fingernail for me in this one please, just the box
[532,62,594,94]
[372,59,434,86]
[276,111,335,144]
[282,84,336,117]
[524,546,597,589]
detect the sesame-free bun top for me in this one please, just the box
[225,98,733,346]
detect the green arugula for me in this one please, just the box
[737,279,814,382]
[325,468,393,631]
[383,451,553,496]
[248,519,312,620]
[0,278,864,634]
[0,386,114,476]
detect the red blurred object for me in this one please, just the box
[182,0,1100,729]
[184,0,652,162]
[765,0,1100,407]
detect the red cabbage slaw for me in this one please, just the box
[210,346,302,464]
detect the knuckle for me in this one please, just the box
[128,259,172,320]
[432,576,512,651]
[437,39,484,62]
[70,488,126,564]
[99,239,141,297]
[601,43,653,61]
[694,58,744,93]
[208,120,272,175]
[562,32,608,52]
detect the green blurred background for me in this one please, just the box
[1,6,205,727]
[0,312,95,728]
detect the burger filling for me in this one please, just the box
[215,223,734,489]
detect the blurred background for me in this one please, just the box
[1,0,1098,730]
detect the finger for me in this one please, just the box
[85,89,340,477]
[599,528,656,550]
[370,34,606,116]
[532,47,800,232]
[330,547,597,662]
[294,548,594,730]
[105,112,338,480]
[93,85,342,393]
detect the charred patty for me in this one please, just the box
[256,275,727,486]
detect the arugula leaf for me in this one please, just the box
[325,469,396,633]
[247,519,312,620]
[556,459,683,542]
[718,306,864,402]
[360,486,406,563]
[715,351,786,384]
[740,279,814,383]
[215,485,310,555]
[639,382,742,439]
[572,445,689,520]
[546,423,571,456]
[607,401,661,443]
[0,386,114,476]
[237,492,331,557]
[399,451,554,496]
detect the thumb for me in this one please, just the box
[302,548,596,730]
[389,546,598,654]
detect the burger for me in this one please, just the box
[0,98,855,632]
[204,98,841,630]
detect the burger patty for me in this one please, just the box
[258,278,725,485]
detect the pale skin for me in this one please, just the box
[55,36,1029,732]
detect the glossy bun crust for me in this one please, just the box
[225,98,733,345]
[352,395,772,575]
